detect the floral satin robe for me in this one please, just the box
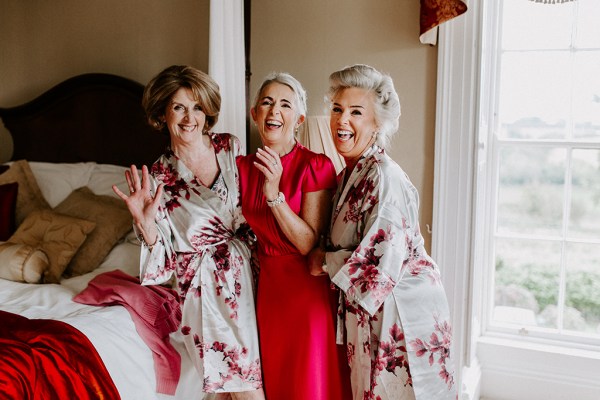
[139,133,262,393]
[325,145,456,400]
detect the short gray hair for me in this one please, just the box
[326,64,400,149]
[253,72,307,118]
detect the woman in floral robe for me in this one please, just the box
[114,66,263,399]
[309,64,456,399]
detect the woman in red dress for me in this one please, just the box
[237,72,351,400]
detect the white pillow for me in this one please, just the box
[29,162,95,207]
[87,163,140,198]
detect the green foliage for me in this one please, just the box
[496,258,600,324]
[566,270,600,321]
[495,259,559,312]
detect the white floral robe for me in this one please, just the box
[325,145,456,400]
[140,133,262,393]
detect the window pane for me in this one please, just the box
[502,0,575,50]
[494,238,561,328]
[569,149,600,238]
[565,242,600,334]
[575,0,600,48]
[497,146,565,236]
[573,52,600,141]
[498,52,571,138]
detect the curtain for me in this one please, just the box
[297,116,345,174]
[420,0,468,45]
[209,0,247,152]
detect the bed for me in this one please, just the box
[0,74,205,399]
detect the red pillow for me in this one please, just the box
[0,182,18,241]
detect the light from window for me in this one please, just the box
[489,0,600,341]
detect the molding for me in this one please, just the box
[478,336,600,400]
[461,359,482,400]
[432,0,482,397]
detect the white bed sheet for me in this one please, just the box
[0,246,204,400]
[1,161,205,399]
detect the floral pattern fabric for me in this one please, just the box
[326,145,456,400]
[139,133,262,393]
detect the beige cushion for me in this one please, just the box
[9,209,96,283]
[55,187,132,277]
[0,160,51,225]
[0,242,50,283]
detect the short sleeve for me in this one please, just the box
[302,153,337,192]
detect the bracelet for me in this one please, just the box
[266,192,285,207]
[137,233,158,250]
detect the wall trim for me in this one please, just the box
[478,336,600,400]
[431,0,482,397]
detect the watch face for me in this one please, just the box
[267,192,285,207]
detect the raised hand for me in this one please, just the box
[112,165,163,242]
[253,146,282,201]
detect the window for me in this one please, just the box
[483,0,600,344]
[432,0,600,398]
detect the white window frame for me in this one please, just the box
[432,1,600,399]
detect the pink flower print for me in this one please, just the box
[194,334,205,359]
[225,297,239,320]
[344,176,378,223]
[152,157,195,211]
[375,323,411,381]
[201,340,262,391]
[212,133,232,153]
[408,315,454,389]
[345,226,396,303]
[439,364,453,385]
[411,338,428,358]
[355,265,387,295]
[347,343,356,363]
[192,217,234,249]
[369,227,392,248]
[401,225,435,278]
[235,222,255,246]
[346,245,367,276]
[176,253,199,300]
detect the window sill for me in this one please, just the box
[476,334,600,400]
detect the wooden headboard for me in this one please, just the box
[0,73,169,167]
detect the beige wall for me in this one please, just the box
[0,0,210,162]
[250,0,437,247]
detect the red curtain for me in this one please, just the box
[420,0,468,45]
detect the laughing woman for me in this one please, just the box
[309,64,457,400]
[237,72,351,400]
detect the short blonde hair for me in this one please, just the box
[142,65,221,133]
[327,64,401,149]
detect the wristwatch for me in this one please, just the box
[266,192,285,207]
